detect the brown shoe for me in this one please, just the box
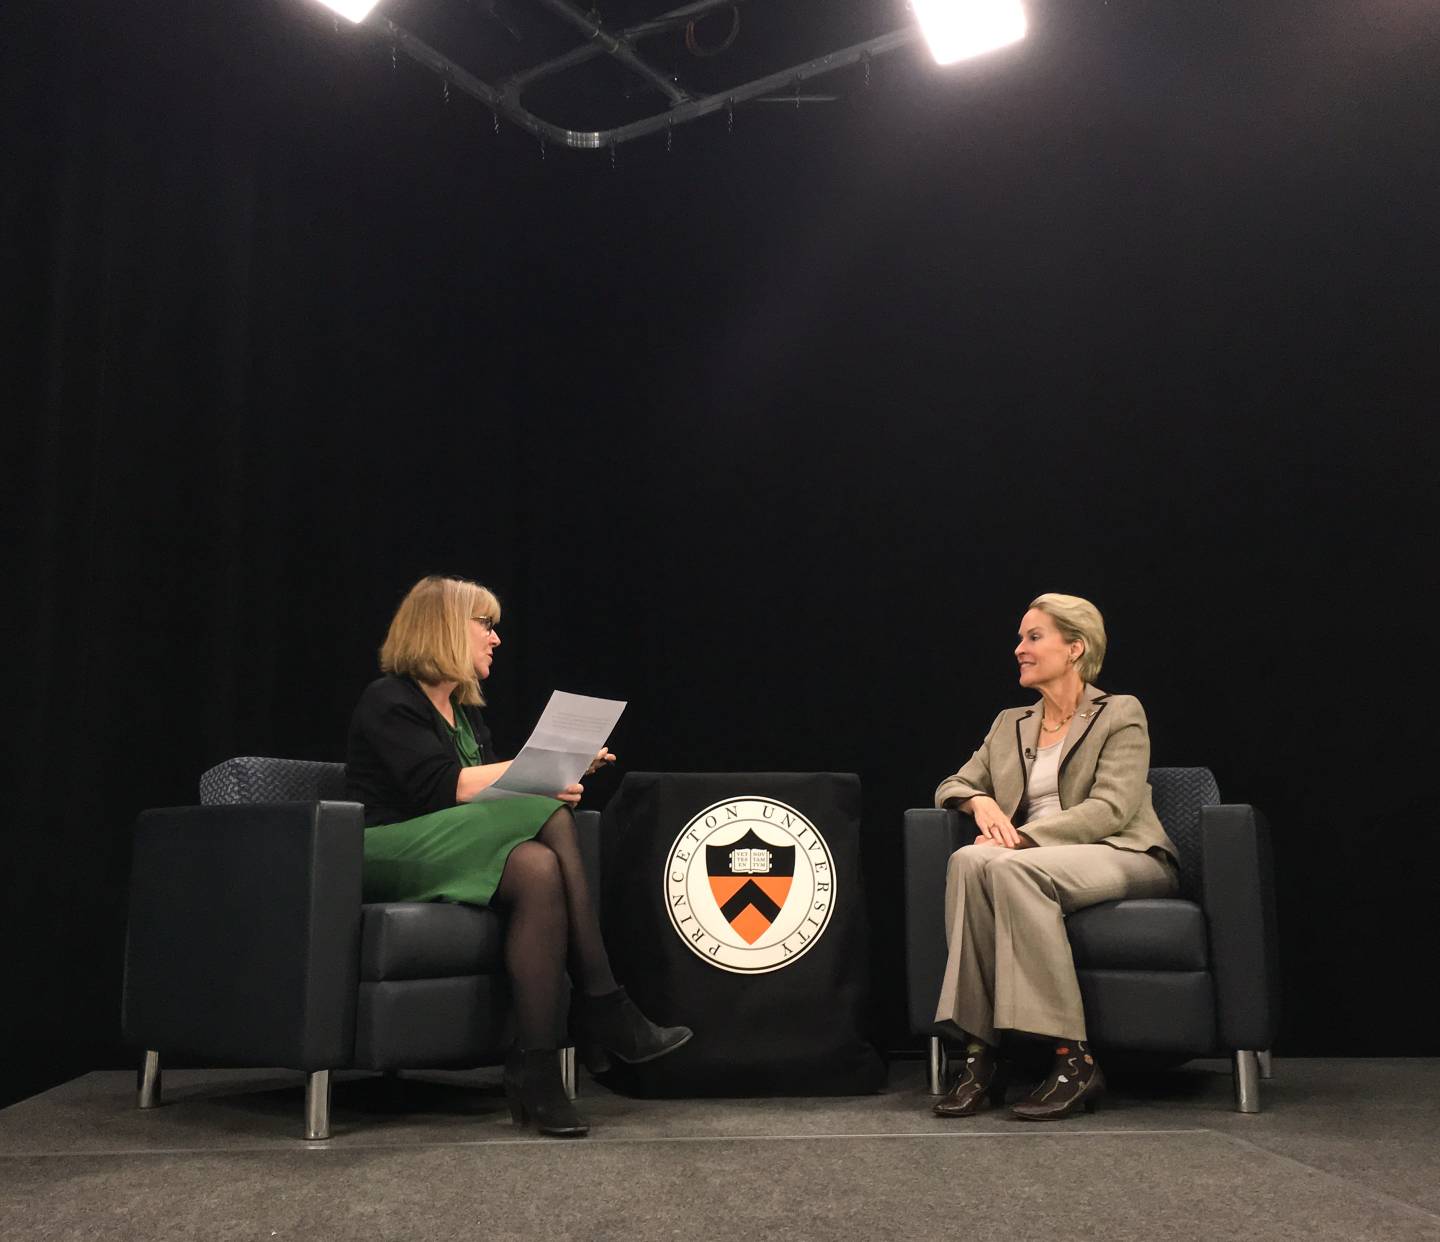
[1011,1042,1105,1121]
[933,1040,1007,1118]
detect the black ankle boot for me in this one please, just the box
[502,1049,589,1138]
[572,987,693,1066]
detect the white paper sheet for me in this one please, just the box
[469,691,626,801]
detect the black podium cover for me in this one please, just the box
[598,772,883,1096]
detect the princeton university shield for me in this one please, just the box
[665,796,835,973]
[705,829,794,945]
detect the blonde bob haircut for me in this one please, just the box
[1029,592,1107,684]
[379,575,501,707]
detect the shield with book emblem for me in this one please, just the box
[705,828,796,944]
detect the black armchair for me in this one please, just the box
[122,757,601,1138]
[903,768,1279,1111]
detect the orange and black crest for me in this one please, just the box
[705,829,795,944]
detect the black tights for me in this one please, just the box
[490,807,617,1050]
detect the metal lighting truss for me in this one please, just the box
[366,0,923,150]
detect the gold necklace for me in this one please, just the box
[1041,710,1074,734]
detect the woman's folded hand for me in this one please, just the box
[965,795,1025,849]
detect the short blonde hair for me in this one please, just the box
[1029,593,1106,684]
[379,575,501,707]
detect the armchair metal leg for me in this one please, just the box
[927,1035,947,1096]
[1258,1049,1274,1080]
[560,1047,577,1100]
[304,1070,332,1140]
[1234,1050,1261,1113]
[138,1050,162,1109]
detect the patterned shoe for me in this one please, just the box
[933,1039,1007,1117]
[1011,1042,1105,1121]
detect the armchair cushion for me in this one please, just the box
[359,902,505,982]
[1065,898,1208,971]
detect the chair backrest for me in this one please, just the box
[1147,766,1221,900]
[200,756,348,806]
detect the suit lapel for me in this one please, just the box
[1058,683,1109,775]
[1005,705,1041,815]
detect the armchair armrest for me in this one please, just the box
[1199,804,1280,1051]
[903,808,976,1034]
[122,801,364,1070]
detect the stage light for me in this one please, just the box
[913,0,1027,64]
[315,0,381,22]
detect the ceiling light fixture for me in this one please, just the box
[912,0,1027,65]
[314,0,381,23]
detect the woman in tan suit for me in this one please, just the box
[931,593,1179,1120]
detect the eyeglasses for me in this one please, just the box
[470,616,497,633]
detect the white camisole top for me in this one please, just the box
[1021,738,1063,824]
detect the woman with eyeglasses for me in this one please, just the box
[346,575,691,1138]
[929,593,1180,1120]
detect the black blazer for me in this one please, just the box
[345,674,497,828]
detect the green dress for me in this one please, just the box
[361,705,560,907]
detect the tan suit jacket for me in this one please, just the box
[934,684,1179,863]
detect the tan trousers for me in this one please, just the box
[934,842,1178,1044]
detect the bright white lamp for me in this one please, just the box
[315,0,381,22]
[913,0,1028,64]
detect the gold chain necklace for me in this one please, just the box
[1041,710,1075,734]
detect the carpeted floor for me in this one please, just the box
[3,1059,1438,1240]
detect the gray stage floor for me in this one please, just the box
[3,1059,1438,1240]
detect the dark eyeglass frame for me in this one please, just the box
[470,616,497,633]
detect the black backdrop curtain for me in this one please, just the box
[5,0,1439,1106]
